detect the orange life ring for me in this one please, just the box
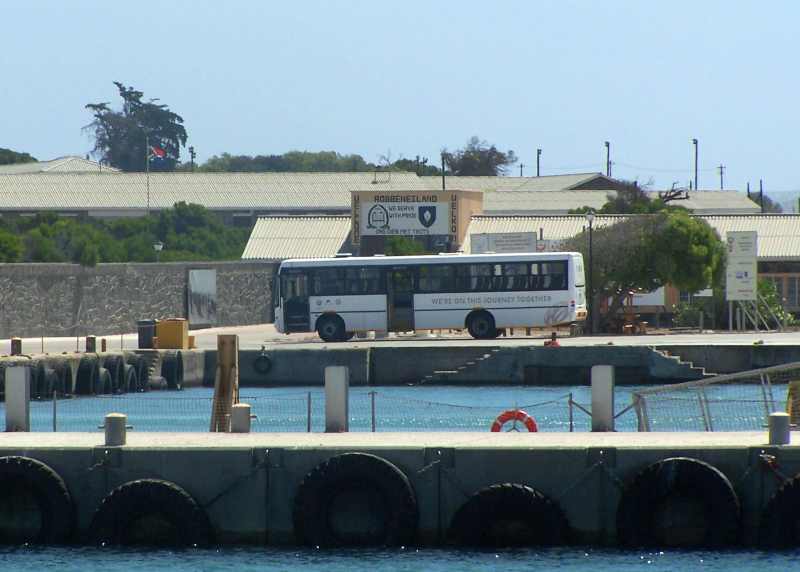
[490,409,538,432]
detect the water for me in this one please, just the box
[1,546,798,572]
[4,384,788,433]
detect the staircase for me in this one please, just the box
[650,347,715,381]
[418,348,502,384]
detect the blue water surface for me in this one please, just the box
[0,546,797,572]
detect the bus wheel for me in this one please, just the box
[317,315,346,342]
[467,311,497,339]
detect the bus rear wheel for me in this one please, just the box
[467,311,498,340]
[317,315,346,343]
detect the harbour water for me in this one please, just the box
[2,546,799,572]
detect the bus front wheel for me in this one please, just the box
[317,315,346,343]
[467,312,498,340]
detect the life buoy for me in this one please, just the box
[0,456,74,544]
[491,409,538,432]
[89,478,213,547]
[448,483,569,546]
[616,456,740,548]
[293,452,418,547]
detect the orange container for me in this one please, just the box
[155,318,189,349]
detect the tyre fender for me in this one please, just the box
[89,478,213,547]
[293,452,418,547]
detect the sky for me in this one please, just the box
[2,1,799,208]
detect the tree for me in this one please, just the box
[442,136,517,176]
[196,151,375,172]
[85,82,187,172]
[0,229,23,262]
[755,193,783,213]
[563,211,725,332]
[0,148,36,166]
[384,236,430,256]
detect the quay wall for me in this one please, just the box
[0,432,796,546]
[0,261,275,339]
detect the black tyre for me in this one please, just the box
[101,355,124,394]
[75,356,100,395]
[759,474,800,547]
[97,367,112,395]
[317,315,346,343]
[125,354,148,391]
[616,457,740,548]
[449,483,569,547]
[293,452,418,547]
[89,478,213,547]
[0,456,74,544]
[253,354,272,375]
[122,364,139,393]
[161,352,184,390]
[467,311,497,340]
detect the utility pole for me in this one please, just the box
[760,179,764,213]
[692,138,699,190]
[604,141,611,177]
[536,148,541,177]
[519,163,524,177]
[746,181,750,199]
[441,153,446,191]
[145,133,150,215]
[189,146,196,172]
[718,164,725,190]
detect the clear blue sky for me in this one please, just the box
[2,1,799,206]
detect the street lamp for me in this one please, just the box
[585,211,595,334]
[153,240,164,263]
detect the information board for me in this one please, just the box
[725,231,758,301]
[471,232,537,254]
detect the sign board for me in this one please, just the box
[725,231,758,301]
[188,269,217,327]
[632,286,666,306]
[358,193,450,238]
[471,232,536,254]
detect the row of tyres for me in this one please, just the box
[3,451,800,548]
[0,351,185,400]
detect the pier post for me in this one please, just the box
[768,412,790,445]
[231,403,252,433]
[5,365,30,432]
[325,366,349,433]
[10,337,22,356]
[591,365,615,432]
[104,413,127,446]
[86,335,97,353]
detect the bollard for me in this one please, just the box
[101,338,107,352]
[86,335,97,353]
[10,337,22,356]
[5,365,30,431]
[231,403,252,433]
[104,413,128,446]
[325,366,349,433]
[591,365,615,432]
[768,412,791,445]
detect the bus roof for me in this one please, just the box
[279,252,582,270]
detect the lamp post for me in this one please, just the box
[153,240,164,263]
[585,211,595,334]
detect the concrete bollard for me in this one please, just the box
[591,365,615,432]
[101,338,107,352]
[10,337,22,356]
[325,366,349,433]
[5,365,30,432]
[104,413,128,446]
[768,412,791,445]
[231,403,252,433]
[86,336,97,353]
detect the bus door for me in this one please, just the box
[282,271,310,332]
[387,267,414,332]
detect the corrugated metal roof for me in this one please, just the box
[241,216,352,260]
[466,214,800,260]
[0,156,119,174]
[651,191,760,214]
[0,172,431,210]
[483,190,610,214]
[423,172,606,191]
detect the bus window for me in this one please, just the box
[503,262,529,291]
[345,267,383,295]
[419,265,455,293]
[312,268,346,296]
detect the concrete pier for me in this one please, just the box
[1,431,798,546]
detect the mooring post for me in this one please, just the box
[768,412,790,445]
[591,365,615,432]
[5,365,30,432]
[231,403,252,433]
[325,366,349,433]
[104,413,127,446]
[10,337,22,356]
[210,334,240,432]
[86,335,97,353]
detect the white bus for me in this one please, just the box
[273,252,587,342]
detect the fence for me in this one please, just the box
[631,362,800,432]
[0,390,623,433]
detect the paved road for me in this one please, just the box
[3,324,799,354]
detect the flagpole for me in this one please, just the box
[145,133,150,215]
